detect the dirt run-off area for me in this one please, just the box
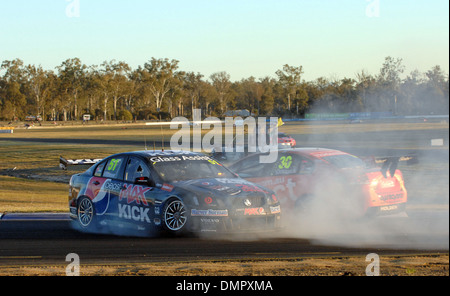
[1,254,448,276]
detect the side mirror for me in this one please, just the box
[135,176,155,187]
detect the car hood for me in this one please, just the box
[173,178,271,199]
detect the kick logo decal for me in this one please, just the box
[118,184,152,223]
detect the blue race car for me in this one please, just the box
[68,150,281,236]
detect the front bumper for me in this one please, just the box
[188,205,282,233]
[365,202,407,216]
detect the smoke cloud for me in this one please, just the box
[253,108,449,250]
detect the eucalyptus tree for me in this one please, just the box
[0,59,27,120]
[423,65,449,114]
[232,76,264,115]
[100,60,131,120]
[182,72,204,118]
[122,69,140,116]
[56,58,87,120]
[25,65,56,120]
[275,64,305,113]
[142,58,180,113]
[210,71,232,115]
[376,56,405,114]
[259,76,276,115]
[355,70,377,112]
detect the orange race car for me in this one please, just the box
[228,148,409,218]
[277,132,296,148]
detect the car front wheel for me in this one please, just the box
[163,199,187,234]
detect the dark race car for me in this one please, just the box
[68,150,281,236]
[229,148,408,219]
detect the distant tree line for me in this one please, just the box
[0,56,448,121]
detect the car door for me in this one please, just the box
[254,152,304,207]
[118,156,155,228]
[234,152,315,209]
[93,156,127,220]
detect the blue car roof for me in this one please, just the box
[126,150,204,158]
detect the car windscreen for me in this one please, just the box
[320,154,365,169]
[149,156,236,182]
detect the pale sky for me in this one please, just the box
[0,0,448,81]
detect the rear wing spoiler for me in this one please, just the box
[59,156,102,170]
[363,155,418,178]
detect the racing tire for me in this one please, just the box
[162,198,188,235]
[76,197,97,231]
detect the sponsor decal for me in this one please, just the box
[270,205,281,214]
[182,155,212,161]
[89,179,117,216]
[118,204,151,223]
[380,179,395,188]
[150,156,181,163]
[204,196,213,204]
[150,155,211,163]
[161,183,174,192]
[119,184,150,205]
[200,218,220,232]
[201,218,220,223]
[257,176,286,188]
[271,178,297,204]
[380,205,398,211]
[379,192,403,201]
[83,177,105,199]
[103,180,122,192]
[244,207,265,215]
[191,209,228,216]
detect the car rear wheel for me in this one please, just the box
[163,199,187,234]
[77,197,95,229]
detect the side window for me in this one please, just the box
[102,157,126,179]
[94,161,106,177]
[233,155,275,178]
[125,157,151,182]
[273,154,311,176]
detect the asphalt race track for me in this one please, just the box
[0,209,448,268]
